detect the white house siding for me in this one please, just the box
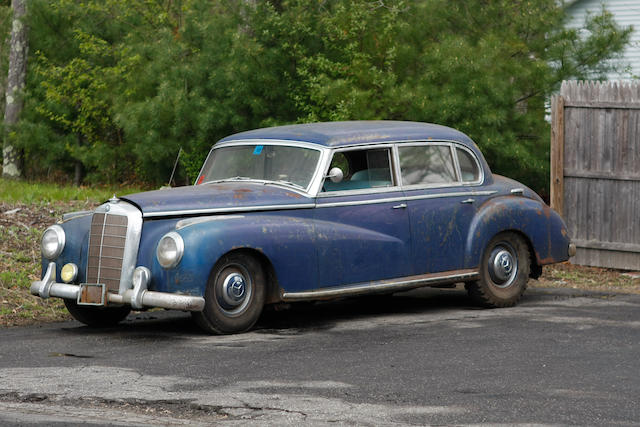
[566,0,640,80]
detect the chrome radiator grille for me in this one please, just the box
[87,212,129,292]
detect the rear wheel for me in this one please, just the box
[64,299,131,327]
[466,232,530,308]
[192,252,266,334]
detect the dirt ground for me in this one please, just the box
[1,201,639,327]
[0,201,98,327]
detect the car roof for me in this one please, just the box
[218,121,475,148]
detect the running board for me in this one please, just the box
[282,269,479,301]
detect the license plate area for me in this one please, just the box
[78,283,106,306]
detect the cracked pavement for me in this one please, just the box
[1,286,639,425]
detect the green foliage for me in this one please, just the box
[9,0,633,194]
[0,177,141,204]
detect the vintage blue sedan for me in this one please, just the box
[32,121,574,334]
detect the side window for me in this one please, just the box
[398,145,456,186]
[322,148,393,192]
[456,148,481,182]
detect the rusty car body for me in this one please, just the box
[31,121,575,333]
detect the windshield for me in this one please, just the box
[197,144,322,190]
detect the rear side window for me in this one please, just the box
[398,145,456,185]
[456,148,481,182]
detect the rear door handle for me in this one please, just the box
[392,203,407,209]
[461,198,475,204]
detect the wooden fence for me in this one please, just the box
[551,81,640,270]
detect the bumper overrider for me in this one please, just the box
[31,261,205,311]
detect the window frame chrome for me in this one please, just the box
[395,140,484,191]
[316,139,485,198]
[316,143,401,198]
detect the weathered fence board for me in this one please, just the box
[551,81,640,270]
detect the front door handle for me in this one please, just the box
[392,203,407,209]
[461,198,475,204]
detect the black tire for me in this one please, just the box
[192,252,266,334]
[465,232,530,308]
[64,299,131,327]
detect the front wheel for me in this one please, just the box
[466,232,530,308]
[64,299,131,327]
[192,252,266,334]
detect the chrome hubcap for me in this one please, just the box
[222,273,246,306]
[216,264,253,316]
[488,244,518,288]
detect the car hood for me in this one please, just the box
[120,182,313,218]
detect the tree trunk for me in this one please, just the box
[2,0,28,180]
[73,161,83,187]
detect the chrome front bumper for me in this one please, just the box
[31,262,205,312]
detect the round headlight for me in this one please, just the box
[156,232,184,269]
[42,225,65,260]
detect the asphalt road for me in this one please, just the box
[1,286,639,426]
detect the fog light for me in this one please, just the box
[61,263,78,283]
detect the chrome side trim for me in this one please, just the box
[406,190,496,201]
[61,211,92,223]
[146,190,497,217]
[282,269,479,301]
[316,185,401,198]
[316,195,404,208]
[316,190,497,209]
[176,215,246,230]
[143,203,316,218]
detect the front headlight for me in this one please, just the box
[156,232,184,269]
[42,225,65,260]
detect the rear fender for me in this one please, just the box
[464,196,570,269]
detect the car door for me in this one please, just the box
[398,143,489,274]
[314,145,412,288]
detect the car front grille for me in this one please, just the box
[87,212,129,292]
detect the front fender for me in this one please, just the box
[464,196,570,269]
[40,214,92,282]
[151,211,317,296]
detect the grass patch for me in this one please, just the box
[0,218,69,326]
[532,262,640,294]
[0,178,142,205]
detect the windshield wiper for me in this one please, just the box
[207,176,253,184]
[263,180,306,191]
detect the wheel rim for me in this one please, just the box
[487,242,518,288]
[215,264,253,316]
